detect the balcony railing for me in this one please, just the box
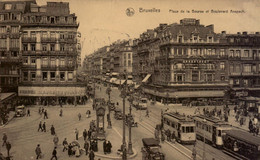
[41,37,56,43]
[230,72,241,76]
[22,37,36,42]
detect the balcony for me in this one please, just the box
[0,54,21,62]
[230,72,241,76]
[241,57,253,61]
[22,37,36,42]
[242,72,254,76]
[22,50,36,55]
[41,37,56,43]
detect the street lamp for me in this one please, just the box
[128,95,134,155]
[106,85,112,128]
[120,70,128,160]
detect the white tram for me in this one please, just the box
[193,115,232,148]
[163,112,196,144]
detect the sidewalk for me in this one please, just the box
[0,111,15,127]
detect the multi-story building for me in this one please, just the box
[0,0,26,93]
[226,32,260,97]
[140,19,230,103]
[17,1,83,105]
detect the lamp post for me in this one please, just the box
[106,85,112,128]
[120,70,127,160]
[128,95,134,155]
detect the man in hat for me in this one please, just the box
[50,147,57,160]
[35,144,42,159]
[2,133,7,147]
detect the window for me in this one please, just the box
[42,44,47,51]
[220,62,225,70]
[208,36,213,43]
[178,36,183,43]
[50,72,55,81]
[11,27,19,33]
[51,17,55,24]
[23,31,28,37]
[5,4,12,10]
[0,27,6,33]
[177,75,182,82]
[50,58,55,67]
[42,57,48,66]
[23,44,28,51]
[31,57,36,65]
[182,126,185,133]
[230,50,234,57]
[42,31,47,38]
[60,44,65,51]
[68,59,73,66]
[60,58,65,67]
[10,39,19,48]
[60,32,65,39]
[220,49,225,56]
[128,53,131,59]
[128,60,131,66]
[186,127,194,133]
[11,51,18,57]
[50,44,55,51]
[68,72,73,81]
[234,79,239,85]
[60,72,65,81]
[252,64,256,73]
[31,72,36,81]
[243,64,252,73]
[50,32,55,38]
[242,50,249,57]
[42,72,47,81]
[31,31,36,38]
[23,58,28,64]
[192,71,199,81]
[23,72,28,81]
[31,44,36,51]
[235,50,241,57]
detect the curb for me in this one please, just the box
[1,112,15,128]
[95,148,138,160]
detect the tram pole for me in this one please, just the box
[203,119,206,160]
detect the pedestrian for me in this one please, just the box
[88,129,92,140]
[51,125,55,135]
[84,140,89,155]
[38,107,42,115]
[50,147,57,160]
[68,143,72,157]
[53,134,59,147]
[93,140,98,152]
[240,117,244,126]
[107,141,112,154]
[44,110,48,119]
[38,121,43,132]
[35,144,42,159]
[75,128,79,140]
[171,131,176,143]
[2,133,7,147]
[146,109,149,118]
[161,130,165,142]
[62,138,68,152]
[42,107,44,114]
[6,141,11,157]
[59,109,63,117]
[89,150,95,160]
[42,122,46,132]
[83,129,87,141]
[78,113,81,121]
[27,108,30,116]
[103,140,107,154]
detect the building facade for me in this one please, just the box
[12,1,83,105]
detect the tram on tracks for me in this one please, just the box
[162,112,196,144]
[222,129,260,160]
[193,114,232,148]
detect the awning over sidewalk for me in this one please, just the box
[142,74,151,83]
[0,92,17,103]
[143,88,224,98]
[127,80,134,85]
[109,78,117,83]
[134,85,141,89]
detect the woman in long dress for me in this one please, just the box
[75,145,80,157]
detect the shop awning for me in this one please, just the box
[127,80,134,85]
[142,74,151,83]
[134,84,141,89]
[143,88,224,98]
[0,92,17,103]
[112,72,119,76]
[109,78,117,83]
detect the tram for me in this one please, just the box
[222,129,260,160]
[193,114,232,148]
[162,112,196,144]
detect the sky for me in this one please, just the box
[36,0,260,61]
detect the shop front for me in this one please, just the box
[18,86,86,106]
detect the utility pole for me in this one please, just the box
[106,85,112,128]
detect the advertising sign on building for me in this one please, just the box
[18,86,86,96]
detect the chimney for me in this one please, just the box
[221,31,226,34]
[242,31,247,35]
[237,32,241,35]
[256,32,259,35]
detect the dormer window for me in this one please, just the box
[208,36,213,43]
[178,36,183,43]
[51,17,55,24]
[5,4,12,10]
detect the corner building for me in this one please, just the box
[143,19,229,103]
[18,1,84,105]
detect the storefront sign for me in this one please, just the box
[18,86,86,96]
